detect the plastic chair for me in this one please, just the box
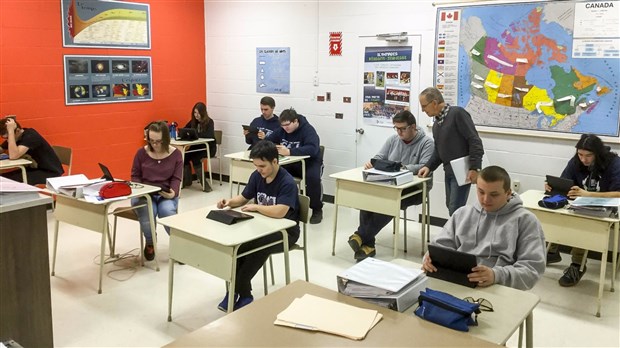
[52,145,73,175]
[201,130,223,188]
[262,194,310,295]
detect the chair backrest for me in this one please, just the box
[52,145,73,175]
[298,194,310,224]
[214,130,223,145]
[319,145,325,161]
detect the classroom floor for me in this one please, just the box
[48,182,620,347]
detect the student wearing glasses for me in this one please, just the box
[545,134,620,287]
[348,110,434,260]
[423,166,546,290]
[417,87,484,216]
[244,96,280,149]
[215,140,300,312]
[0,116,63,184]
[131,121,183,261]
[266,108,323,224]
[183,102,216,192]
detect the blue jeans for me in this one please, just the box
[131,194,179,244]
[445,171,471,216]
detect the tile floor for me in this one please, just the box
[48,183,620,347]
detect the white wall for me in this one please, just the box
[204,0,620,219]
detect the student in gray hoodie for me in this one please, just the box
[423,165,546,290]
[348,110,434,261]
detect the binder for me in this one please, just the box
[362,169,414,186]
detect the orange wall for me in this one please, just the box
[0,0,206,179]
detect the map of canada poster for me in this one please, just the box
[61,0,151,49]
[435,1,619,140]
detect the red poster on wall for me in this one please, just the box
[329,32,342,56]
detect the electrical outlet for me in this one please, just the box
[512,180,520,192]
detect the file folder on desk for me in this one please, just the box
[337,258,427,312]
[362,168,414,186]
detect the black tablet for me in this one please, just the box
[178,128,199,141]
[545,175,574,197]
[206,209,254,225]
[242,125,259,134]
[427,244,478,288]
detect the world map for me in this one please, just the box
[438,1,619,137]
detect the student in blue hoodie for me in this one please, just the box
[266,108,323,224]
[423,165,546,290]
[244,96,280,149]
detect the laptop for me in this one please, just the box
[206,209,254,225]
[178,128,199,141]
[426,244,478,288]
[545,175,574,197]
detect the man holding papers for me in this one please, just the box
[216,140,300,311]
[544,134,620,286]
[423,166,546,290]
[417,87,484,216]
[348,111,434,261]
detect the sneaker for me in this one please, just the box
[144,245,155,261]
[309,209,323,224]
[546,250,562,264]
[559,263,586,287]
[354,245,376,261]
[217,292,239,312]
[348,233,362,253]
[234,296,254,311]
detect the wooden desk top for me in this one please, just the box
[0,158,32,168]
[164,280,498,347]
[330,167,430,188]
[158,205,296,247]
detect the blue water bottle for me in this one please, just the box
[169,122,177,140]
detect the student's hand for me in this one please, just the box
[422,252,437,273]
[257,131,266,140]
[241,203,259,212]
[568,185,587,198]
[276,145,290,156]
[468,265,495,287]
[418,166,430,178]
[544,182,552,193]
[5,117,17,133]
[160,189,175,199]
[243,129,250,136]
[363,161,373,170]
[217,199,229,209]
[467,170,478,184]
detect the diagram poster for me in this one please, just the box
[256,47,290,94]
[64,55,152,105]
[363,46,413,127]
[61,0,151,49]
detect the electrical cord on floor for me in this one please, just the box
[92,248,142,281]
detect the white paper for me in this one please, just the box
[450,156,471,186]
[571,197,620,207]
[0,176,40,192]
[338,257,423,293]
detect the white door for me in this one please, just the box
[355,35,422,165]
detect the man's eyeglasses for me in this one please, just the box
[463,297,494,312]
[420,100,434,110]
[393,125,411,132]
[148,139,163,145]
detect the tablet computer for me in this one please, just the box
[427,244,478,288]
[242,125,259,134]
[206,209,254,225]
[98,162,115,181]
[545,175,574,197]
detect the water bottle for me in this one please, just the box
[169,122,177,140]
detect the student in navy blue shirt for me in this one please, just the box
[215,140,300,312]
[244,96,280,149]
[266,108,324,224]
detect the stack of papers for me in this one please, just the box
[275,294,382,340]
[569,197,619,218]
[0,176,41,205]
[339,257,424,295]
[46,174,106,198]
[362,168,414,185]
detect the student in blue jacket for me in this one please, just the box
[244,96,280,149]
[545,134,620,287]
[266,108,323,224]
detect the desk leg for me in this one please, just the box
[332,183,340,256]
[596,247,607,317]
[393,210,400,258]
[228,246,240,314]
[282,230,290,284]
[51,220,60,276]
[19,166,27,183]
[526,312,533,348]
[421,181,428,256]
[168,259,175,322]
[144,194,160,271]
[229,161,234,198]
[612,222,618,292]
[98,213,109,294]
[301,160,306,195]
[206,146,213,188]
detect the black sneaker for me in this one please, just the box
[354,245,376,261]
[546,250,562,264]
[309,209,323,224]
[559,263,586,287]
[144,244,155,261]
